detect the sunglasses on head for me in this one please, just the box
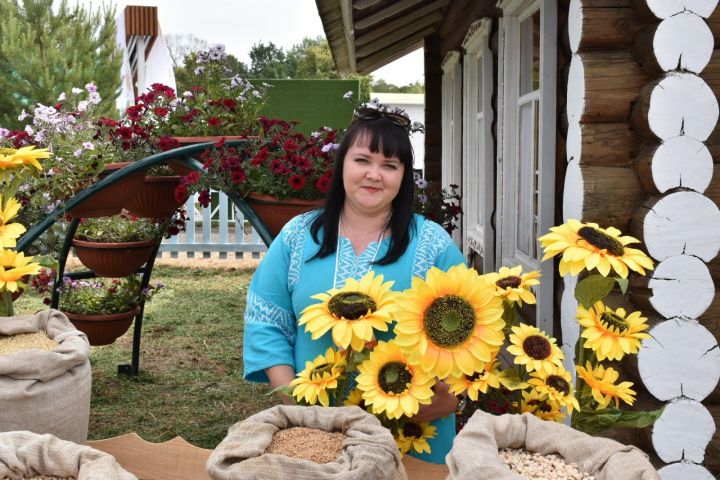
[353,106,412,132]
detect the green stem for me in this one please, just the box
[0,290,14,317]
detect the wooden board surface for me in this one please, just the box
[88,433,449,480]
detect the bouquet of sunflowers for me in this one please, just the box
[287,220,662,456]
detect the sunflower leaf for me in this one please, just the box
[615,277,629,295]
[268,384,294,398]
[575,275,615,309]
[497,369,530,391]
[613,406,665,429]
[572,406,664,435]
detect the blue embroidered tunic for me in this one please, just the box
[243,211,466,464]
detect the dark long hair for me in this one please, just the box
[310,117,416,265]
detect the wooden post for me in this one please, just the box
[424,35,443,182]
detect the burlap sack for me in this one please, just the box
[0,309,91,444]
[0,431,136,479]
[446,410,659,480]
[207,405,407,480]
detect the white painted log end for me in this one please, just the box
[648,73,719,141]
[654,12,713,73]
[567,121,581,163]
[568,0,582,54]
[560,274,580,375]
[638,319,720,401]
[562,159,583,221]
[646,0,719,19]
[566,55,585,123]
[658,462,716,480]
[652,398,715,463]
[649,254,715,319]
[650,136,713,193]
[639,191,720,262]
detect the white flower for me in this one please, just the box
[73,148,83,157]
[33,131,45,143]
[252,90,262,98]
[71,87,83,95]
[24,125,34,136]
[370,97,380,106]
[194,66,205,75]
[85,82,97,93]
[82,142,95,150]
[182,91,193,98]
[57,92,66,101]
[262,82,272,88]
[0,128,9,138]
[88,91,102,105]
[77,100,89,112]
[343,90,354,100]
[321,143,340,153]
[42,192,51,200]
[18,109,28,121]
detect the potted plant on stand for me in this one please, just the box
[55,275,163,345]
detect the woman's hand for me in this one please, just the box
[412,381,459,423]
[265,365,296,405]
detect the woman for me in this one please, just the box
[243,106,465,464]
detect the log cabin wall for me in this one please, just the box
[566,0,720,477]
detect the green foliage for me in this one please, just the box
[249,41,287,78]
[75,214,165,243]
[0,0,122,129]
[174,51,249,97]
[371,79,424,94]
[574,274,615,309]
[572,406,665,435]
[57,276,162,315]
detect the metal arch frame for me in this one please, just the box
[16,140,275,376]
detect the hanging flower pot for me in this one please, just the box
[124,175,188,218]
[68,162,145,218]
[63,307,139,346]
[72,238,156,277]
[245,193,323,237]
[169,136,247,176]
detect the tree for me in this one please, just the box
[286,36,338,79]
[165,33,209,68]
[249,41,287,79]
[371,79,424,94]
[0,0,122,129]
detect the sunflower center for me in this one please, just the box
[328,291,377,320]
[378,361,412,395]
[423,294,476,348]
[311,362,333,377]
[403,422,423,439]
[496,276,522,289]
[578,226,624,256]
[522,335,552,360]
[547,375,570,396]
[600,311,629,333]
[469,369,486,382]
[538,403,552,413]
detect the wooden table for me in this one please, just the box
[88,433,449,480]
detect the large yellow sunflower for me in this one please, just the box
[528,368,580,413]
[518,389,565,422]
[539,219,653,278]
[0,249,41,293]
[576,361,636,409]
[447,359,501,401]
[0,146,49,171]
[289,347,346,407]
[507,323,564,375]
[343,388,368,410]
[484,265,541,305]
[299,271,397,351]
[396,420,436,455]
[577,301,650,361]
[394,264,505,379]
[356,341,435,420]
[0,196,25,249]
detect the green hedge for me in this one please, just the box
[252,79,360,135]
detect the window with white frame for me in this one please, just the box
[497,0,557,334]
[462,19,495,272]
[441,51,463,244]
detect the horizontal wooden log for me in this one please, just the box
[631,73,719,142]
[651,398,715,463]
[657,461,716,479]
[631,0,719,21]
[633,12,713,74]
[700,49,720,101]
[567,122,638,166]
[631,191,720,262]
[568,0,636,53]
[634,137,713,194]
[567,51,649,123]
[709,7,720,45]
[563,160,647,230]
[648,254,715,319]
[638,319,720,401]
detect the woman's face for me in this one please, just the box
[342,137,404,217]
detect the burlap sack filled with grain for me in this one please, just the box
[207,405,407,480]
[0,431,136,479]
[0,309,91,444]
[446,410,659,480]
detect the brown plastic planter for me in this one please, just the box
[63,307,139,346]
[245,193,324,237]
[72,238,156,277]
[124,175,187,218]
[68,162,145,218]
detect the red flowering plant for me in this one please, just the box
[178,117,338,205]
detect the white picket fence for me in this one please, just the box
[157,191,267,259]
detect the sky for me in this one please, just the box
[76,0,425,86]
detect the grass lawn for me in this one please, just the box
[13,265,279,449]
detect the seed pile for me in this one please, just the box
[265,427,346,464]
[499,448,594,480]
[2,476,75,479]
[0,332,59,356]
